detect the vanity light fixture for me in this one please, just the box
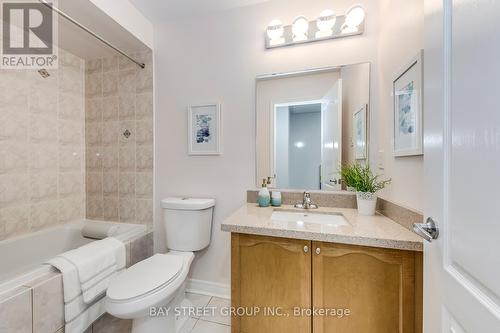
[292,16,309,42]
[267,19,285,46]
[342,4,366,33]
[265,5,365,49]
[316,9,336,38]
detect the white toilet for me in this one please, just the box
[105,197,215,333]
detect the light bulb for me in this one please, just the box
[292,16,309,42]
[316,9,336,38]
[342,5,365,33]
[267,19,285,46]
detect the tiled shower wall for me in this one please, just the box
[0,50,86,241]
[85,51,153,226]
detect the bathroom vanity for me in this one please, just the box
[222,204,423,333]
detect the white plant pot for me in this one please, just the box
[356,192,377,216]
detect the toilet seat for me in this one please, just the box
[105,251,194,319]
[108,253,184,302]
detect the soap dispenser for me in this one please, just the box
[258,178,271,207]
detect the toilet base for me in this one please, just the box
[130,284,192,333]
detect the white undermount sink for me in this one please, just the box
[271,210,349,227]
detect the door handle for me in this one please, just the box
[413,217,439,242]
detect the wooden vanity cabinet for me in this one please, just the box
[231,233,423,333]
[231,233,312,333]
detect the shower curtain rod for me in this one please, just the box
[38,0,146,69]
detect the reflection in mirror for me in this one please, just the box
[256,63,370,191]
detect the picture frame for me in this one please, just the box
[393,50,424,157]
[188,103,222,155]
[353,105,368,160]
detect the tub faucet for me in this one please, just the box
[294,191,318,209]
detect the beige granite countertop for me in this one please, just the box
[221,204,423,251]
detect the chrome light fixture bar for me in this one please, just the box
[266,5,365,49]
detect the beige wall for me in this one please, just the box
[341,63,371,166]
[375,0,424,211]
[85,51,154,226]
[0,50,86,241]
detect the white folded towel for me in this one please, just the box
[46,237,126,332]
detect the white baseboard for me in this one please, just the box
[186,278,230,300]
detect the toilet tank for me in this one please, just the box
[161,197,215,252]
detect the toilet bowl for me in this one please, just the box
[105,197,215,333]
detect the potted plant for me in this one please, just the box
[351,163,391,216]
[339,164,357,191]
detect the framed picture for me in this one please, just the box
[393,50,424,157]
[188,103,222,155]
[353,105,367,160]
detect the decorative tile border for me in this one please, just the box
[247,190,423,231]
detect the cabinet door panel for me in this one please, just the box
[232,233,312,333]
[312,242,418,333]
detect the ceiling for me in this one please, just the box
[56,0,149,60]
[129,0,270,22]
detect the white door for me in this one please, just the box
[321,79,342,190]
[423,0,500,331]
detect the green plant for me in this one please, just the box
[340,163,391,193]
[339,164,358,188]
[351,163,391,193]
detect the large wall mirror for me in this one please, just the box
[256,63,370,191]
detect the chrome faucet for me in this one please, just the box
[294,191,318,209]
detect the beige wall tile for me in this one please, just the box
[87,194,103,219]
[0,106,29,141]
[86,172,103,194]
[103,196,119,221]
[118,55,136,71]
[59,146,83,172]
[102,147,118,171]
[0,142,28,175]
[86,148,103,172]
[119,173,135,198]
[130,232,154,265]
[103,72,118,97]
[136,146,153,172]
[86,59,102,74]
[30,113,58,143]
[102,96,119,121]
[86,72,102,97]
[136,92,153,120]
[103,172,118,196]
[59,119,83,146]
[136,199,153,225]
[0,287,32,333]
[119,146,135,172]
[118,94,135,120]
[29,84,58,116]
[0,70,28,106]
[86,122,102,147]
[136,172,153,199]
[118,69,136,95]
[31,143,58,171]
[136,120,153,145]
[101,121,119,146]
[60,67,83,95]
[30,173,58,203]
[103,56,118,73]
[136,69,153,94]
[59,172,83,198]
[0,205,30,240]
[60,91,84,121]
[59,196,84,223]
[86,97,103,123]
[30,201,59,230]
[119,197,136,222]
[0,174,29,208]
[30,273,64,333]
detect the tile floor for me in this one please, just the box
[180,292,231,333]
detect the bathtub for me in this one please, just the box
[0,220,147,295]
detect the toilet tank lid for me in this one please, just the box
[161,197,215,210]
